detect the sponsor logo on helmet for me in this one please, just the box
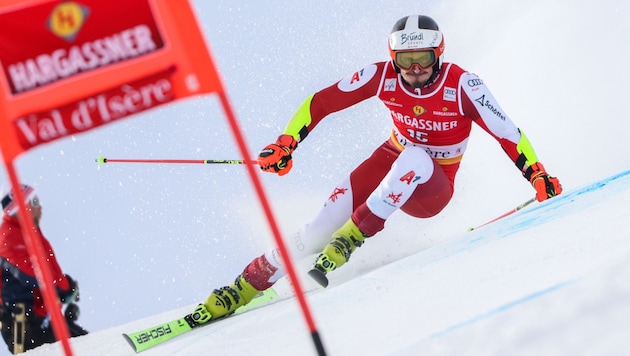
[401,32,424,44]
[429,32,441,47]
[391,30,442,50]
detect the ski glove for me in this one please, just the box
[60,274,80,304]
[258,134,298,176]
[527,162,562,202]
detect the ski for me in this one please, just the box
[308,268,329,288]
[122,288,278,353]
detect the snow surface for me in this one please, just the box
[27,169,630,355]
[2,0,630,355]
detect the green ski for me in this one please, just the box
[123,288,278,353]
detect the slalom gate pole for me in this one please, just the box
[217,91,327,355]
[467,197,537,232]
[95,156,257,165]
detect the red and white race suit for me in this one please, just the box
[243,61,540,289]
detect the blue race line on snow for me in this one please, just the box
[392,169,630,278]
[480,168,630,239]
[428,279,578,340]
[394,279,579,354]
[393,169,630,354]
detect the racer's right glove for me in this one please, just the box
[258,134,298,176]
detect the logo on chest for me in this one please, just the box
[384,78,397,91]
[412,105,425,116]
[443,86,457,102]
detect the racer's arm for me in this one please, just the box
[37,236,78,302]
[460,72,562,200]
[283,63,385,142]
[258,63,385,175]
[0,248,76,303]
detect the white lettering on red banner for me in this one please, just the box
[8,25,157,94]
[14,71,174,148]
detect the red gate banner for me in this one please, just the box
[0,0,222,161]
[0,1,225,354]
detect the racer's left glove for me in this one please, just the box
[527,162,562,202]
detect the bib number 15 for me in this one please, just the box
[406,129,429,143]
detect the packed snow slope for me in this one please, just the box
[29,169,630,355]
[1,0,630,355]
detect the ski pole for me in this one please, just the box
[95,156,257,165]
[467,197,537,232]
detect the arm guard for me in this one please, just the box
[282,94,314,143]
[513,131,542,181]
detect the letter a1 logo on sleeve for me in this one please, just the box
[337,64,377,92]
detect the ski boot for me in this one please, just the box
[191,274,260,325]
[308,218,368,287]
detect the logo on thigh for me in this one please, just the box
[328,187,348,202]
[386,192,403,205]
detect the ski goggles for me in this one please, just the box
[2,185,39,215]
[394,49,438,70]
[30,196,41,207]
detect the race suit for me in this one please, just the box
[0,215,84,352]
[242,60,543,289]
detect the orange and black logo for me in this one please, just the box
[47,2,90,41]
[412,105,425,116]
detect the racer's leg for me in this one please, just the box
[311,145,453,280]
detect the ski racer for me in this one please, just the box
[191,14,562,323]
[0,184,87,353]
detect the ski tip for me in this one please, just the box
[308,269,329,288]
[122,333,140,353]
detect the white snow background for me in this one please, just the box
[1,0,629,355]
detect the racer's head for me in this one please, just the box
[2,184,41,224]
[388,15,445,88]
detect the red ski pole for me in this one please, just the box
[468,197,536,231]
[95,156,257,165]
